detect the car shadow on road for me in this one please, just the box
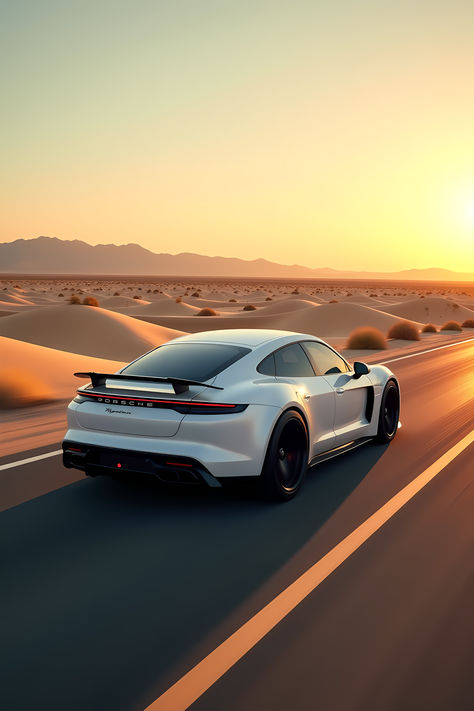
[1,442,386,711]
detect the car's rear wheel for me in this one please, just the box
[376,381,399,443]
[260,410,308,501]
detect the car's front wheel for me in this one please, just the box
[260,410,308,502]
[376,381,400,443]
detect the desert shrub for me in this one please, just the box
[242,304,256,311]
[370,293,378,297]
[196,307,217,316]
[346,292,352,297]
[83,296,99,307]
[175,296,182,303]
[452,303,459,308]
[441,321,462,331]
[292,289,299,295]
[69,295,81,304]
[58,293,64,297]
[228,298,237,302]
[461,318,474,328]
[191,292,200,297]
[133,295,141,299]
[387,320,420,340]
[422,323,437,333]
[265,297,272,301]
[153,289,160,293]
[113,291,120,296]
[346,327,387,350]
[329,299,338,303]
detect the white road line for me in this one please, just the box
[0,450,62,472]
[145,430,474,711]
[378,337,473,365]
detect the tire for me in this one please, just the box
[376,381,400,443]
[260,410,309,502]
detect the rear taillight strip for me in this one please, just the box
[76,390,238,408]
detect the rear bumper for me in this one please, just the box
[64,402,281,478]
[62,440,222,487]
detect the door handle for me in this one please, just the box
[335,388,345,394]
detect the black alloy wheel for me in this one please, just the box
[376,381,400,443]
[261,410,308,501]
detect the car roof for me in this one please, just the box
[168,329,321,348]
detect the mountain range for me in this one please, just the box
[0,236,472,281]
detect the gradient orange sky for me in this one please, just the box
[1,0,473,272]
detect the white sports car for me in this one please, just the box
[63,329,400,501]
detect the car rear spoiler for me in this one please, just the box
[73,372,224,394]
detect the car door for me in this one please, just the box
[273,343,336,457]
[302,341,372,446]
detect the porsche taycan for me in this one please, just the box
[63,329,400,500]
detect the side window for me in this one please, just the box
[302,341,350,376]
[274,343,315,377]
[257,353,275,376]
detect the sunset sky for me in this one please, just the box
[1,0,473,272]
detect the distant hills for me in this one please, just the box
[0,236,472,281]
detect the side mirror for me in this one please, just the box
[353,361,370,379]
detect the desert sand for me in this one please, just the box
[0,276,472,412]
[0,336,126,406]
[0,304,184,360]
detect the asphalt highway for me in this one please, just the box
[1,339,473,711]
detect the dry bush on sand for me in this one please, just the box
[346,327,387,350]
[461,318,474,328]
[196,308,217,316]
[421,323,437,333]
[83,296,99,307]
[242,304,257,311]
[69,295,81,304]
[441,321,462,331]
[387,320,420,341]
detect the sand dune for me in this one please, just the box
[0,335,126,404]
[377,296,473,324]
[284,292,327,304]
[186,297,259,309]
[1,293,35,305]
[342,294,389,306]
[242,298,319,315]
[0,305,185,360]
[119,298,202,316]
[134,302,422,338]
[100,295,151,307]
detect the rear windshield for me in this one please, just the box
[121,343,251,382]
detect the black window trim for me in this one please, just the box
[257,339,351,378]
[257,340,317,377]
[300,340,351,376]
